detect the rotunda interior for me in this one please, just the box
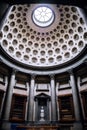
[0,0,87,130]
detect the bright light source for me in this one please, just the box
[32,6,54,27]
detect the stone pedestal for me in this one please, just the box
[73,122,83,130]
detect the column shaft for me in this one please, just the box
[0,76,8,119]
[4,76,8,89]
[70,72,81,121]
[26,82,30,121]
[56,82,60,121]
[29,75,35,121]
[3,70,16,120]
[69,71,83,130]
[50,75,57,121]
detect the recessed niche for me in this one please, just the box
[3,25,9,32]
[33,50,38,55]
[32,57,37,63]
[41,44,45,48]
[56,55,62,61]
[68,40,73,46]
[24,55,29,61]
[48,50,53,55]
[41,51,45,56]
[2,40,8,47]
[72,47,77,54]
[28,41,32,46]
[47,43,52,48]
[9,14,14,19]
[9,46,14,53]
[62,45,67,50]
[19,44,24,50]
[48,57,54,63]
[16,51,21,58]
[53,41,58,46]
[34,43,39,48]
[55,48,60,53]
[26,48,31,53]
[64,52,70,58]
[78,41,84,48]
[84,32,87,40]
[78,26,83,33]
[13,39,18,45]
[40,58,46,63]
[7,33,12,39]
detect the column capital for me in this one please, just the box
[12,69,18,75]
[31,74,36,80]
[50,74,55,80]
[67,69,74,75]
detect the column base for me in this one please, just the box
[1,122,11,130]
[72,122,83,130]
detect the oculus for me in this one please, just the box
[32,6,54,27]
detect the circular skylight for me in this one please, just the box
[32,6,54,27]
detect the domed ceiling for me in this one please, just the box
[0,4,87,68]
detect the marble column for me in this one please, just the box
[77,76,85,119]
[4,76,8,89]
[1,69,16,130]
[50,75,57,121]
[56,82,60,121]
[26,82,30,122]
[69,70,83,130]
[29,75,35,121]
[0,76,8,119]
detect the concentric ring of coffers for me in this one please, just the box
[0,4,87,68]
